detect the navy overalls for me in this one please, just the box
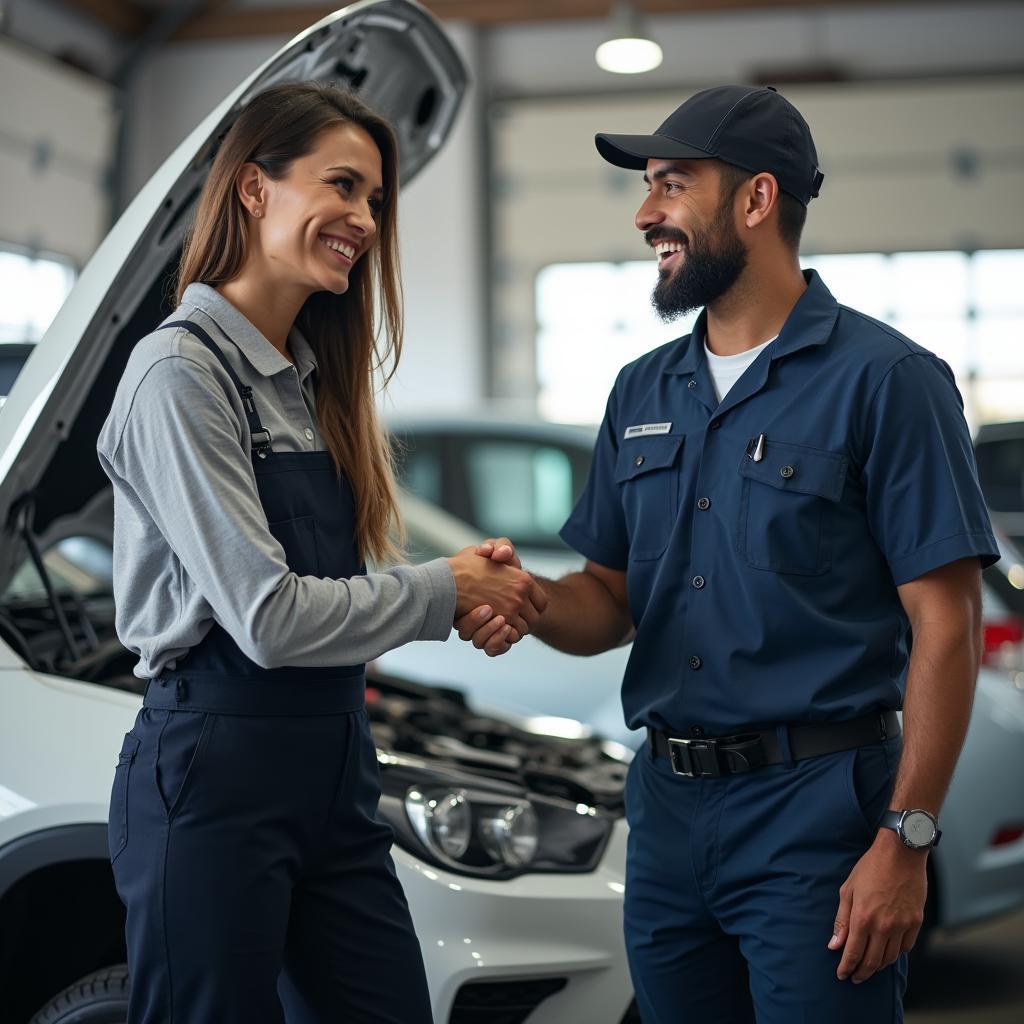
[560,272,999,1023]
[108,321,433,1024]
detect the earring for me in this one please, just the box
[253,208,262,218]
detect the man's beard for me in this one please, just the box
[651,204,748,323]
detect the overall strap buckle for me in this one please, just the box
[250,429,273,459]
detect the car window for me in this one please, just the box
[462,439,581,549]
[974,437,1024,512]
[394,433,445,507]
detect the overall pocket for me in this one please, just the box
[737,439,846,575]
[108,732,140,864]
[615,434,685,560]
[268,514,321,577]
[155,711,215,820]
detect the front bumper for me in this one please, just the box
[398,820,632,1023]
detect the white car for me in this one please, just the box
[0,4,635,1022]
[381,412,1024,958]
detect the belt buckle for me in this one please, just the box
[667,736,721,778]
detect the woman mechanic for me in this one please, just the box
[97,83,544,1024]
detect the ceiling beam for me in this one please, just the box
[52,0,149,36]
[172,0,941,42]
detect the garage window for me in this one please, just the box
[0,245,76,344]
[536,249,1024,429]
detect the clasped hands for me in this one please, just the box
[447,537,540,657]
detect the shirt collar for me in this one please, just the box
[181,282,319,383]
[287,324,319,385]
[663,270,839,376]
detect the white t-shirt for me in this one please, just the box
[704,336,777,403]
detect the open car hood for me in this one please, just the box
[0,0,467,588]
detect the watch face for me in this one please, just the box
[902,811,936,847]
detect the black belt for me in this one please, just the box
[648,710,900,778]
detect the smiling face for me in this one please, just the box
[238,121,385,298]
[635,158,749,321]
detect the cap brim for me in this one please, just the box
[595,132,713,170]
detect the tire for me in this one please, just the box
[28,965,129,1024]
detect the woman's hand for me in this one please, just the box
[453,538,535,657]
[447,540,545,646]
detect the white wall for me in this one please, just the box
[490,76,1024,399]
[5,0,1024,405]
[3,0,121,81]
[0,36,115,267]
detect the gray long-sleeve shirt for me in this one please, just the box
[96,282,457,680]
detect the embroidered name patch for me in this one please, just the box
[624,422,672,439]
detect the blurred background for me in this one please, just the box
[1,2,1023,1020]
[3,1,1023,428]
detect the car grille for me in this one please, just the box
[449,977,568,1024]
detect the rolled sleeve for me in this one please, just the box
[559,382,629,570]
[861,353,999,586]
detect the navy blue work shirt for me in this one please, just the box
[560,271,999,735]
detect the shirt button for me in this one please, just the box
[692,576,705,589]
[709,419,721,430]
[691,726,705,738]
[304,427,315,442]
[687,379,697,390]
[688,655,702,671]
[697,497,711,510]
[780,464,795,479]
[634,455,645,467]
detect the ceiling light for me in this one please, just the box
[596,1,663,75]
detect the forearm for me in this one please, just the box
[531,570,633,656]
[247,558,456,668]
[890,616,981,817]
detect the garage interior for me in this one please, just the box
[1,2,1023,1023]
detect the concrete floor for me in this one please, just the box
[905,908,1024,1023]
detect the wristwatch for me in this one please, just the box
[880,808,942,850]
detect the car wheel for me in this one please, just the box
[28,965,129,1024]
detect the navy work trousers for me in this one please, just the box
[110,705,433,1024]
[624,735,907,1023]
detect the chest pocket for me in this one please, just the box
[615,434,685,561]
[737,440,847,575]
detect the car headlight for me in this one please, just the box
[378,754,613,879]
[405,787,472,860]
[478,802,538,867]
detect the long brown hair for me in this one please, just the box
[176,82,404,563]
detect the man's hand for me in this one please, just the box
[448,541,545,651]
[455,537,530,658]
[829,830,927,983]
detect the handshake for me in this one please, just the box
[447,537,544,658]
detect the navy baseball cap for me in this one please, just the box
[596,84,824,206]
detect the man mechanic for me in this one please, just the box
[460,84,999,1022]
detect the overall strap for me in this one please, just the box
[161,319,274,458]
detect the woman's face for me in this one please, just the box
[241,121,385,296]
